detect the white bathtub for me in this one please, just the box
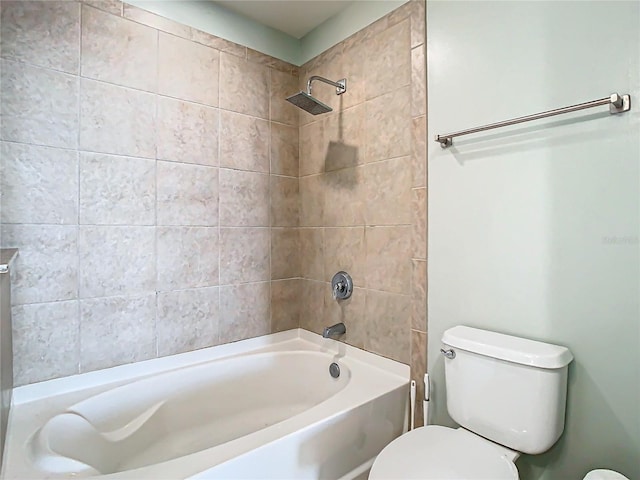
[1,329,409,479]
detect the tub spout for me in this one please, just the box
[322,322,346,338]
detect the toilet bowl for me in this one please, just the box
[369,425,519,479]
[369,326,573,480]
[584,470,630,480]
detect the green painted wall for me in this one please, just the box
[126,0,301,64]
[125,0,408,66]
[427,1,639,479]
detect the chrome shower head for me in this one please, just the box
[286,91,332,115]
[286,76,347,115]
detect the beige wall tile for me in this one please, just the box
[299,279,325,335]
[323,166,366,227]
[220,228,270,284]
[365,290,411,364]
[324,286,366,349]
[219,282,270,343]
[1,60,78,149]
[157,287,219,356]
[79,226,156,298]
[364,19,410,100]
[299,228,324,281]
[247,48,295,74]
[271,123,298,176]
[123,4,192,39]
[80,0,122,16]
[81,6,157,92]
[220,111,270,173]
[410,1,426,48]
[1,142,78,225]
[324,104,365,171]
[157,161,218,226]
[271,279,300,332]
[364,156,411,226]
[299,119,326,176]
[412,260,427,331]
[80,78,155,158]
[411,45,427,117]
[220,52,269,119]
[337,44,365,110]
[271,176,299,227]
[156,226,219,290]
[80,294,156,371]
[158,33,219,106]
[342,14,388,55]
[157,96,219,166]
[323,227,365,286]
[411,329,427,426]
[12,300,79,386]
[299,175,324,227]
[386,1,412,26]
[0,1,80,74]
[219,169,270,227]
[190,29,246,58]
[412,115,427,188]
[80,152,155,226]
[2,225,78,306]
[365,226,411,294]
[271,69,299,126]
[412,188,427,259]
[365,87,411,163]
[271,228,300,280]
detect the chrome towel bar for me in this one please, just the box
[435,92,631,148]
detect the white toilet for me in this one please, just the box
[584,470,630,480]
[369,325,574,479]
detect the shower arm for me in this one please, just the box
[307,76,347,96]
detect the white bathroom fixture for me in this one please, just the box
[369,325,574,479]
[3,329,408,480]
[584,469,630,480]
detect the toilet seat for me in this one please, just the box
[369,425,519,480]
[584,470,630,480]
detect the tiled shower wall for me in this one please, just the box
[296,2,428,425]
[0,0,300,385]
[0,0,427,415]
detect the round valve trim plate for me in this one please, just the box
[331,271,353,300]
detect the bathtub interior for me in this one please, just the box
[28,351,350,477]
[190,383,407,480]
[2,329,409,480]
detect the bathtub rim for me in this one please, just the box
[12,328,408,407]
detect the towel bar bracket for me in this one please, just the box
[610,93,631,114]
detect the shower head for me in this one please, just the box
[286,91,332,115]
[286,76,347,115]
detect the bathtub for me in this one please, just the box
[1,329,409,479]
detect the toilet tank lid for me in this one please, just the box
[442,326,573,369]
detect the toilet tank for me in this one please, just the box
[442,326,573,455]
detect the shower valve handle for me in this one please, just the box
[331,271,353,300]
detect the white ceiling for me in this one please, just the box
[213,0,355,39]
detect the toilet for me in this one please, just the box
[584,470,630,480]
[369,325,574,479]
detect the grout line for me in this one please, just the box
[268,67,273,332]
[216,57,222,346]
[76,0,83,376]
[153,26,160,359]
